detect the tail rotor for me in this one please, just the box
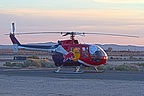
[12,23,15,35]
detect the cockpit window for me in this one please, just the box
[89,45,107,62]
[89,45,98,54]
[82,47,89,58]
[89,45,107,57]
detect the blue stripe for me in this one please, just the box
[20,44,58,49]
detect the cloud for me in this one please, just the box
[93,0,144,4]
[3,9,144,19]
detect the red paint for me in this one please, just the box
[63,52,75,62]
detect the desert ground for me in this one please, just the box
[0,67,144,96]
[0,51,144,96]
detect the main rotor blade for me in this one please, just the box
[84,32,139,38]
[5,31,68,35]
[10,31,63,35]
[6,31,80,36]
[5,31,139,38]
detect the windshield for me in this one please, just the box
[89,45,107,57]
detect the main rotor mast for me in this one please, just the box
[61,32,80,40]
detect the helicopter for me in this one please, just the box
[8,23,139,73]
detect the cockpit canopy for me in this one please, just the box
[89,45,107,57]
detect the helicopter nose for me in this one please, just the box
[92,56,108,64]
[103,56,108,60]
[100,51,108,64]
[102,56,108,64]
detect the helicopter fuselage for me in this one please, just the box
[52,39,108,67]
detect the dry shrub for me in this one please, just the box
[85,64,143,71]
[3,59,56,68]
[3,61,23,67]
[97,64,114,70]
[23,59,56,68]
[24,59,44,67]
[115,64,140,71]
[136,63,144,67]
[3,61,11,66]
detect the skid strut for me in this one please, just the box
[55,66,61,73]
[75,66,81,73]
[94,66,99,72]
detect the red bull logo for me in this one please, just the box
[63,47,80,62]
[63,52,75,62]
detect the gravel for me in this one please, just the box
[0,75,144,96]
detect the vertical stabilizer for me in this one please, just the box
[9,33,21,45]
[9,23,21,46]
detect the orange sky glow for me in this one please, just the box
[0,0,144,46]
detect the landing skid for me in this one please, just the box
[54,66,105,74]
[54,66,83,74]
[54,70,84,74]
[84,70,105,73]
[54,70,104,74]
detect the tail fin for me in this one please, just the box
[9,33,21,46]
[9,23,21,45]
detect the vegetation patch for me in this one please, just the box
[3,59,56,68]
[3,60,144,71]
[86,64,144,72]
[136,63,144,67]
[115,64,140,71]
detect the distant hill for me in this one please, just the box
[0,45,13,49]
[0,43,144,51]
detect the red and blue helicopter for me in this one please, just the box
[8,23,139,73]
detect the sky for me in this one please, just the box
[0,0,144,46]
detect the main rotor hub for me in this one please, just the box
[61,32,76,40]
[61,32,85,40]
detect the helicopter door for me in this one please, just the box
[81,46,89,58]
